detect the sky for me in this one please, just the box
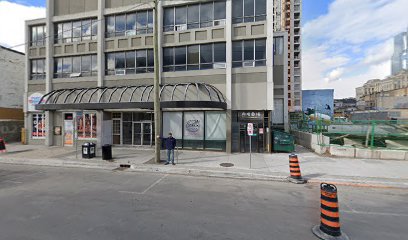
[0,0,407,98]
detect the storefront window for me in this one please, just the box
[183,112,204,149]
[76,112,97,139]
[32,113,46,138]
[205,112,226,150]
[163,112,183,146]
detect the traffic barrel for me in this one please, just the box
[312,183,349,240]
[0,137,6,153]
[287,154,306,184]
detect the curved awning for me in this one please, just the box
[35,83,226,111]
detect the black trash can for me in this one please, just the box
[102,144,112,160]
[82,143,91,159]
[89,143,96,158]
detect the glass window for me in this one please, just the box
[77,112,97,139]
[91,19,98,39]
[126,51,136,69]
[82,55,91,73]
[232,0,243,23]
[81,19,91,41]
[115,52,125,69]
[175,6,187,25]
[244,0,254,22]
[174,46,186,65]
[63,22,72,43]
[115,15,126,36]
[147,49,154,71]
[200,44,213,69]
[32,113,46,138]
[91,55,98,74]
[187,5,199,29]
[37,59,44,75]
[213,43,226,62]
[255,39,266,65]
[163,48,174,66]
[62,57,72,74]
[37,26,44,45]
[136,11,148,34]
[31,27,37,46]
[31,60,37,75]
[72,21,82,42]
[187,45,199,70]
[232,41,242,62]
[126,13,136,35]
[56,58,63,76]
[106,16,115,37]
[205,112,226,140]
[255,0,266,21]
[72,56,81,73]
[200,2,213,27]
[147,10,153,33]
[183,112,204,149]
[244,40,254,61]
[106,53,115,73]
[164,8,174,27]
[57,24,63,43]
[136,50,147,73]
[214,1,226,20]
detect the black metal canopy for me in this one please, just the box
[36,83,226,111]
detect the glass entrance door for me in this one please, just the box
[133,122,152,146]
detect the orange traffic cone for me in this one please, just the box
[312,183,349,240]
[287,154,306,184]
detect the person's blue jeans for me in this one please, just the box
[166,149,174,164]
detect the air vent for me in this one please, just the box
[115,70,126,76]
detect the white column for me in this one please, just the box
[158,0,163,84]
[266,0,274,111]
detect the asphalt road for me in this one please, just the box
[0,163,407,240]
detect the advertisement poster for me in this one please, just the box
[76,112,97,139]
[64,120,74,146]
[183,112,204,140]
[28,93,45,112]
[32,114,45,137]
[302,89,334,121]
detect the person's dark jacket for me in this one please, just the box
[164,137,176,150]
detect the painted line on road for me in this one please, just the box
[307,179,408,190]
[4,180,23,184]
[119,174,168,195]
[343,210,408,217]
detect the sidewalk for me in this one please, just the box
[1,143,408,188]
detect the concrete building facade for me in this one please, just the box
[273,0,302,112]
[0,46,25,109]
[355,71,408,113]
[25,0,288,153]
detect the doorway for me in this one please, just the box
[133,122,152,146]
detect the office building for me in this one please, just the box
[25,0,288,153]
[391,29,408,75]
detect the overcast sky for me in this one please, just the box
[0,0,407,98]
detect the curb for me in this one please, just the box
[1,157,408,189]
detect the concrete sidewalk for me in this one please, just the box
[1,143,408,188]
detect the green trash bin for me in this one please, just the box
[273,131,295,153]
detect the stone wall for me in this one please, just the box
[0,120,24,143]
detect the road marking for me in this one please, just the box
[119,174,168,195]
[4,180,23,184]
[343,210,408,217]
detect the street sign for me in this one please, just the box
[247,123,254,136]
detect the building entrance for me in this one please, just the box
[133,122,153,146]
[112,112,154,146]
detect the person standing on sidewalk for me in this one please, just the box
[161,133,176,165]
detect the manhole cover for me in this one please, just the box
[220,163,234,167]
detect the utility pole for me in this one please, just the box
[153,0,161,163]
